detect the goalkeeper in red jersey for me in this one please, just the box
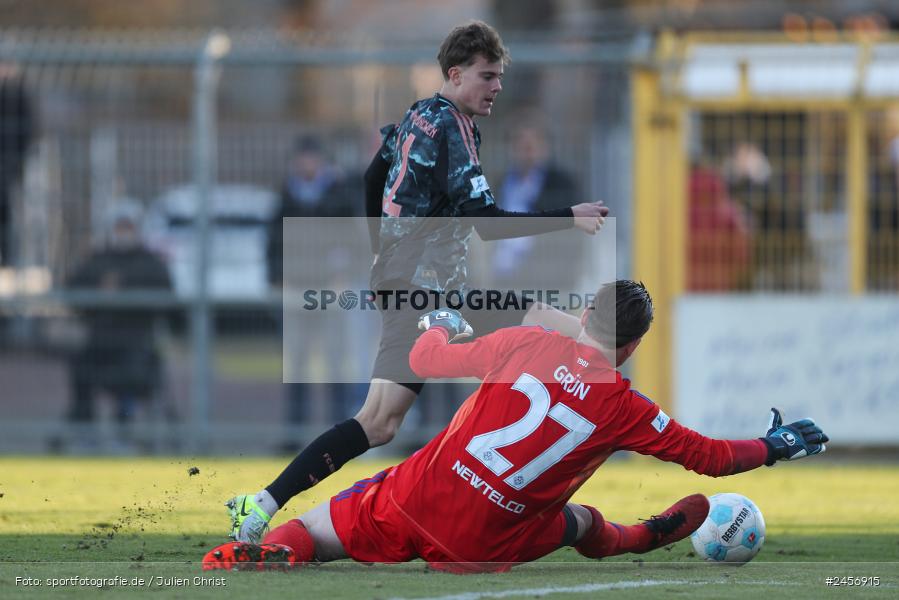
[204,280,828,573]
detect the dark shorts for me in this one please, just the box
[369,286,533,394]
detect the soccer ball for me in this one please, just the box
[690,493,765,563]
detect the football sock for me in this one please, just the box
[263,519,315,563]
[253,489,279,517]
[575,505,653,559]
[265,418,370,507]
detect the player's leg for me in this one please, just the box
[351,297,429,445]
[293,501,348,561]
[263,379,415,499]
[429,496,708,570]
[263,502,347,562]
[353,379,418,446]
[476,504,582,572]
[226,408,371,543]
[225,381,415,542]
[208,467,404,571]
[573,494,709,558]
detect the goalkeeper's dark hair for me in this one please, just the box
[438,21,510,79]
[585,280,654,348]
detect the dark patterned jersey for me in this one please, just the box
[372,94,495,292]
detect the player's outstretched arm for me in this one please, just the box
[466,201,610,240]
[760,407,829,465]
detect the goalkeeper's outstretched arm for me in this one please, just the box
[617,396,830,477]
[409,309,501,380]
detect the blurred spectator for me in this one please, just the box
[868,111,899,289]
[267,134,356,285]
[0,62,35,266]
[688,162,752,291]
[723,141,811,290]
[492,123,581,290]
[65,203,172,431]
[268,135,360,439]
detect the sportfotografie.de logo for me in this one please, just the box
[298,289,597,312]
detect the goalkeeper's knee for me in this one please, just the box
[263,519,315,563]
[573,505,610,559]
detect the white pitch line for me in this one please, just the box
[388,579,697,600]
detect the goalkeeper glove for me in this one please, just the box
[761,407,829,466]
[417,309,473,343]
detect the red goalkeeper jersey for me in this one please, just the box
[388,325,767,563]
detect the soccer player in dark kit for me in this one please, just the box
[225,20,610,542]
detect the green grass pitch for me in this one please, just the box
[0,456,896,598]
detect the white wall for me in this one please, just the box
[675,296,899,444]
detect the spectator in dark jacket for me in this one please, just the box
[266,135,355,286]
[66,204,173,425]
[492,123,582,291]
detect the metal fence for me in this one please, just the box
[0,29,637,454]
[631,31,899,414]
